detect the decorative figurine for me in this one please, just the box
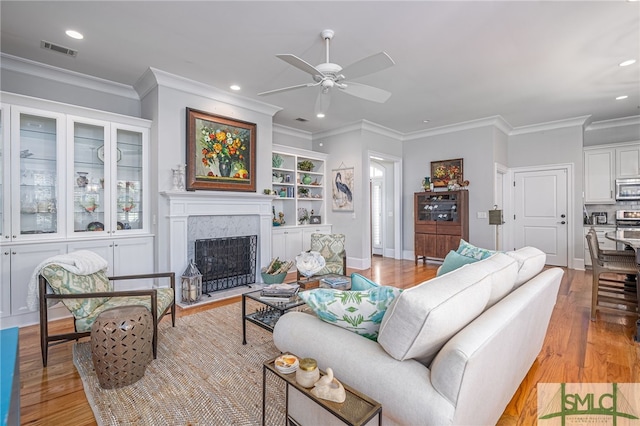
[310,368,346,403]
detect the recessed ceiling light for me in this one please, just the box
[616,95,629,100]
[423,120,430,123]
[65,30,84,40]
[619,59,637,67]
[316,113,325,118]
[230,84,241,91]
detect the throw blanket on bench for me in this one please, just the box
[26,250,109,311]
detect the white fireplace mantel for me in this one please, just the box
[160,190,274,304]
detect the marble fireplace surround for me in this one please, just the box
[161,191,273,307]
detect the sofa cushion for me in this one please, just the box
[506,247,546,287]
[350,273,380,290]
[41,265,112,318]
[457,239,496,260]
[437,250,480,276]
[74,287,175,333]
[299,286,402,341]
[378,254,520,366]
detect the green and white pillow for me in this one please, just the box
[437,250,480,276]
[456,239,496,260]
[299,286,402,341]
[41,265,112,318]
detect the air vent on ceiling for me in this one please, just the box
[40,40,77,57]
[295,118,308,122]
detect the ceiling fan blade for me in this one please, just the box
[276,54,325,77]
[339,82,391,103]
[314,89,332,116]
[341,52,395,80]
[258,82,317,96]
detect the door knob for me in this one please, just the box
[557,221,566,225]
[561,214,566,218]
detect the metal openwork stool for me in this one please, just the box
[91,305,153,389]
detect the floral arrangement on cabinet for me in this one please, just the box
[200,126,249,179]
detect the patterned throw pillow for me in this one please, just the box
[456,239,496,260]
[299,286,402,341]
[41,265,111,318]
[349,273,380,291]
[310,233,345,275]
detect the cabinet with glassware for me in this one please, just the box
[0,92,153,327]
[414,190,469,262]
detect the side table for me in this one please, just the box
[263,354,382,426]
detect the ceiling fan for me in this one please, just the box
[258,29,395,116]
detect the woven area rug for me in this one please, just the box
[73,301,287,425]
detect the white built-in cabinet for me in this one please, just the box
[271,144,332,268]
[0,93,154,327]
[584,142,640,204]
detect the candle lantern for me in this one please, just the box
[181,260,202,304]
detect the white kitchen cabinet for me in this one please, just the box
[584,142,640,204]
[1,243,66,317]
[302,225,332,248]
[0,104,9,242]
[68,236,154,290]
[272,228,303,270]
[583,226,617,267]
[584,148,615,204]
[616,144,640,178]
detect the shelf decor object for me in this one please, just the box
[185,108,256,192]
[431,158,463,188]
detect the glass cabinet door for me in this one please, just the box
[416,192,460,223]
[0,105,9,241]
[11,109,64,240]
[71,119,109,236]
[113,126,146,233]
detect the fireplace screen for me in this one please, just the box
[194,235,257,293]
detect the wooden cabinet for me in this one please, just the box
[272,228,303,271]
[414,191,468,263]
[584,142,640,204]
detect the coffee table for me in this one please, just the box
[263,353,382,426]
[242,289,306,345]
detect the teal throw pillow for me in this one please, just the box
[437,250,480,276]
[299,286,402,341]
[456,239,496,260]
[350,273,380,291]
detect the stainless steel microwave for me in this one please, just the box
[615,178,640,200]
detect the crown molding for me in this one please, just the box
[313,119,403,140]
[585,115,640,131]
[273,124,313,141]
[135,67,281,117]
[0,53,139,100]
[403,116,512,141]
[509,115,591,136]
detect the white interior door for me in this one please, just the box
[513,168,568,266]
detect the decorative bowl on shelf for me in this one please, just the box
[118,197,135,212]
[87,221,104,232]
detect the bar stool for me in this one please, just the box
[585,231,639,320]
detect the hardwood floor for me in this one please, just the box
[14,257,640,425]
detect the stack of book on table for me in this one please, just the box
[320,275,350,288]
[260,283,300,302]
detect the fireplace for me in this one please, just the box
[161,191,274,306]
[195,235,257,293]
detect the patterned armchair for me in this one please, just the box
[38,265,175,367]
[297,233,347,280]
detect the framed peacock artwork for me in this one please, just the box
[332,167,354,211]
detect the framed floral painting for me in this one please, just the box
[431,158,463,188]
[186,108,256,192]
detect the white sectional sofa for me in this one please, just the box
[273,247,563,425]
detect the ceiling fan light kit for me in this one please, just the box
[258,29,395,117]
